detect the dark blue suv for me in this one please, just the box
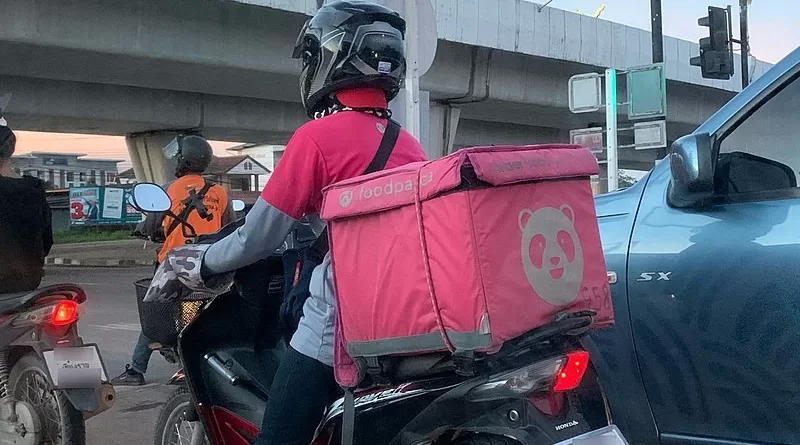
[585,47,800,445]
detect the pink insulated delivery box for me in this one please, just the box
[320,145,613,386]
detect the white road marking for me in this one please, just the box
[89,323,141,332]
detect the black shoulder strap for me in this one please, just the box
[311,119,400,256]
[363,119,400,175]
[165,179,215,238]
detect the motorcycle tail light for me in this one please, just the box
[465,356,565,402]
[52,301,79,326]
[12,300,80,328]
[553,351,590,392]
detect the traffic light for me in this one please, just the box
[690,6,734,80]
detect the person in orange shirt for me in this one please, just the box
[113,134,235,386]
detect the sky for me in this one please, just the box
[13,132,239,171]
[13,0,799,170]
[548,0,797,64]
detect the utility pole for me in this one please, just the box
[650,0,664,63]
[739,0,750,88]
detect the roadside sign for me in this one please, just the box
[568,73,603,113]
[570,127,604,153]
[633,120,668,150]
[568,64,668,191]
[627,63,667,120]
[69,186,141,226]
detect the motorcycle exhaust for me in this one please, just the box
[83,383,116,420]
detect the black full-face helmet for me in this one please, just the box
[293,0,407,118]
[163,134,213,177]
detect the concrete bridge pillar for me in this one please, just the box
[125,130,190,186]
[428,103,462,159]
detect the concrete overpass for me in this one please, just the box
[0,0,775,180]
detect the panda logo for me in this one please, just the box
[339,190,353,208]
[518,204,583,306]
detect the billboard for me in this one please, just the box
[69,186,142,226]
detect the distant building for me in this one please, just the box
[204,155,271,193]
[117,154,270,205]
[226,144,285,190]
[11,152,121,189]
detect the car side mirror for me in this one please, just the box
[130,183,171,213]
[667,133,715,208]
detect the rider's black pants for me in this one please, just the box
[255,345,337,445]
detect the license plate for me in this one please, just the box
[43,344,108,389]
[552,425,631,445]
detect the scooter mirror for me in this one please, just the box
[232,200,245,212]
[131,183,171,213]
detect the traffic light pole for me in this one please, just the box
[739,0,750,88]
[650,0,664,63]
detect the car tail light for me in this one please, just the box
[52,301,79,326]
[553,350,590,392]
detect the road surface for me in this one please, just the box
[42,267,178,445]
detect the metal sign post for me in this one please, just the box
[379,0,436,141]
[403,0,421,139]
[605,69,619,191]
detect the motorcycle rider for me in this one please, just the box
[0,122,54,294]
[151,2,426,443]
[112,134,236,386]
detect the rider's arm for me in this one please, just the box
[202,131,328,274]
[137,211,166,241]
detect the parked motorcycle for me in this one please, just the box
[129,183,626,445]
[0,284,115,445]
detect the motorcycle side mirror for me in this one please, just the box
[130,183,171,213]
[232,200,245,212]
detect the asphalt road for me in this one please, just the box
[42,267,178,445]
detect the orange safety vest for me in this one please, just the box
[158,175,229,263]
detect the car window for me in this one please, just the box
[716,75,800,196]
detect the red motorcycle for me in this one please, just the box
[129,183,628,445]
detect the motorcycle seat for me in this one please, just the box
[0,284,86,314]
[0,291,38,313]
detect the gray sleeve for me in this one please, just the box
[202,197,297,274]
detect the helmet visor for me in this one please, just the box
[292,21,311,59]
[162,136,181,160]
